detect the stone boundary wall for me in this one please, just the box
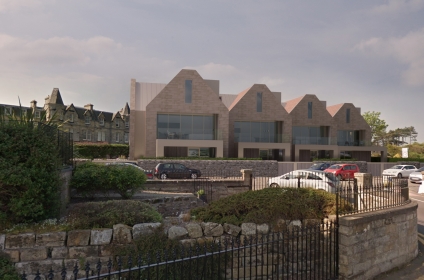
[134,159,279,177]
[338,201,418,280]
[1,219,321,278]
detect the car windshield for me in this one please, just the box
[390,165,403,169]
[309,163,322,169]
[327,165,341,170]
[417,167,424,172]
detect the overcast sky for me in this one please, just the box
[1,0,423,142]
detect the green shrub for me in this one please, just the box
[106,165,146,199]
[74,143,129,159]
[0,121,62,230]
[190,188,353,226]
[66,200,162,229]
[0,252,20,280]
[71,163,146,199]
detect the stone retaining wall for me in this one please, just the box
[338,201,418,280]
[135,159,279,177]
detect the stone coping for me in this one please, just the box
[338,200,417,227]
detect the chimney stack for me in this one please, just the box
[84,104,93,111]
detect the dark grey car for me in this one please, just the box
[154,163,201,179]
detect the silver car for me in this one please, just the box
[268,170,339,193]
[409,167,424,184]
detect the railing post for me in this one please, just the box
[400,180,409,202]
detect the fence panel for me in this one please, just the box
[20,222,338,280]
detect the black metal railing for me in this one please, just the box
[20,221,338,280]
[37,122,74,168]
[337,176,409,216]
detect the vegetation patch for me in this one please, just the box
[74,143,129,159]
[71,162,146,199]
[65,200,162,229]
[190,188,353,226]
[0,252,20,280]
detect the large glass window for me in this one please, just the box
[292,126,329,145]
[157,114,216,140]
[346,108,350,123]
[338,130,360,146]
[234,121,277,143]
[185,80,192,103]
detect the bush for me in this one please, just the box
[66,200,162,229]
[0,252,20,280]
[190,188,353,226]
[74,143,129,159]
[0,121,62,230]
[71,162,146,199]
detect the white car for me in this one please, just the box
[382,165,418,179]
[268,170,339,193]
[409,167,424,184]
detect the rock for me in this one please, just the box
[202,222,224,237]
[257,224,269,234]
[241,223,257,236]
[185,223,203,238]
[113,224,132,244]
[223,223,241,237]
[133,223,161,240]
[168,226,188,240]
[67,230,91,246]
[5,233,35,249]
[90,229,113,245]
[36,232,67,247]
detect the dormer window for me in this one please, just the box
[59,111,64,121]
[34,111,41,119]
[115,119,120,128]
[99,118,104,126]
[125,120,129,128]
[68,114,74,123]
[85,115,90,124]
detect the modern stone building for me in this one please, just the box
[0,88,130,145]
[130,69,386,161]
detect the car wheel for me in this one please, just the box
[190,173,198,179]
[397,173,402,178]
[269,183,279,188]
[160,173,167,180]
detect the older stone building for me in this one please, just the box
[1,88,130,145]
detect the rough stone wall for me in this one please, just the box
[137,159,279,177]
[338,202,418,280]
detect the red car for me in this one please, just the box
[324,164,360,180]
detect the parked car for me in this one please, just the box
[268,170,339,193]
[154,163,201,179]
[307,162,332,171]
[408,167,424,184]
[382,165,417,178]
[324,164,360,181]
[106,162,153,179]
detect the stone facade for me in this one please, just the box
[0,88,130,145]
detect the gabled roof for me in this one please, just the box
[228,87,252,110]
[326,103,344,117]
[219,94,238,108]
[47,88,64,105]
[283,95,304,113]
[121,103,130,116]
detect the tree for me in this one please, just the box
[362,111,388,146]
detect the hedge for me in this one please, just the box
[74,143,129,159]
